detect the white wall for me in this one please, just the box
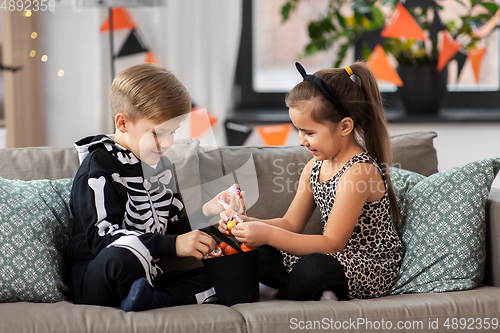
[39,8,111,147]
[388,123,500,189]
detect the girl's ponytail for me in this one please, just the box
[348,62,401,224]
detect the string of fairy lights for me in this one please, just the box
[24,10,64,77]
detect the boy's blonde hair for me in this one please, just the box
[110,63,191,124]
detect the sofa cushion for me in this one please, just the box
[391,131,438,176]
[390,159,500,294]
[0,177,74,302]
[0,147,80,181]
[0,301,247,333]
[232,286,500,332]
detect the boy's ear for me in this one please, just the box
[115,113,128,133]
[339,117,354,136]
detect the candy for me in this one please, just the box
[218,242,228,253]
[226,220,237,230]
[240,243,255,252]
[211,247,223,257]
[224,245,238,255]
[227,185,241,196]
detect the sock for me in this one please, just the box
[120,277,173,312]
[320,290,338,301]
[259,282,278,299]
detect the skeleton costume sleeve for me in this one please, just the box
[66,135,192,284]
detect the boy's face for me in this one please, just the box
[120,115,184,165]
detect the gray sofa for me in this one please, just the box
[1,131,499,333]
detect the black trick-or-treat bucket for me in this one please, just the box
[201,225,260,306]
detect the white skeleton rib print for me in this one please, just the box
[105,169,184,234]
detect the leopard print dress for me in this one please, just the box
[281,152,403,299]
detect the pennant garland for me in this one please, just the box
[225,123,298,146]
[189,106,218,139]
[428,7,446,37]
[117,30,149,57]
[437,30,462,72]
[100,8,136,32]
[225,121,253,146]
[100,7,162,72]
[403,0,438,8]
[454,50,468,82]
[144,52,162,66]
[381,3,427,41]
[257,124,292,146]
[467,47,487,84]
[367,44,403,86]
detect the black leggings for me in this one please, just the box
[68,246,212,308]
[258,245,349,301]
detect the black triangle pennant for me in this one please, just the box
[454,50,468,82]
[403,0,438,8]
[117,29,149,58]
[429,9,446,37]
[225,121,252,146]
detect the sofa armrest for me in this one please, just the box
[484,187,500,287]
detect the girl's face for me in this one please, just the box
[289,101,341,161]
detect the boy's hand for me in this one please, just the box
[202,184,246,216]
[230,221,269,247]
[175,230,217,260]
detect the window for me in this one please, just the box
[234,0,500,116]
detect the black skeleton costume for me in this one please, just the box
[66,135,213,306]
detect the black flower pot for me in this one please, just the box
[397,65,448,115]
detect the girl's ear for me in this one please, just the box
[115,113,128,133]
[339,117,354,136]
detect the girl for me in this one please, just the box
[219,61,403,301]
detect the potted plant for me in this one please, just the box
[281,0,499,115]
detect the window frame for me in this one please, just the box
[233,0,500,115]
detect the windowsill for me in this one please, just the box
[228,108,500,124]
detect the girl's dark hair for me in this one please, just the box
[285,61,401,224]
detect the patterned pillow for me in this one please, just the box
[390,159,500,294]
[0,177,74,302]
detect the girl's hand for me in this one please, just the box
[218,211,250,236]
[230,221,270,247]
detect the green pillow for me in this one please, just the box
[0,177,74,302]
[389,159,500,294]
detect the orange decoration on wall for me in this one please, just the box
[467,47,487,84]
[189,107,218,139]
[257,124,292,146]
[437,30,462,72]
[144,52,162,66]
[381,3,426,41]
[367,44,403,87]
[100,8,136,32]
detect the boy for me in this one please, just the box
[66,63,232,311]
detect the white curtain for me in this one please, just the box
[41,0,242,147]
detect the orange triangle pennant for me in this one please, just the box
[367,44,403,86]
[381,3,426,41]
[472,10,500,39]
[100,8,136,32]
[467,47,487,84]
[257,124,292,146]
[437,30,462,72]
[144,52,162,66]
[189,107,218,139]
